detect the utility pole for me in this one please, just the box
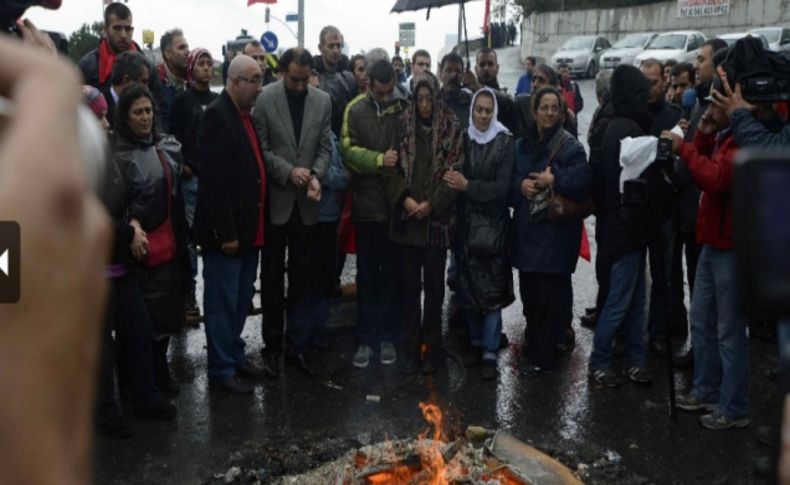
[297,0,304,48]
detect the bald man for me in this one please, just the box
[194,55,267,394]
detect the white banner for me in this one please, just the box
[678,0,730,17]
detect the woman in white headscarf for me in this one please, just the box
[444,88,515,380]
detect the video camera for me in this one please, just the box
[1,0,66,54]
[622,137,680,207]
[734,150,790,322]
[721,36,790,104]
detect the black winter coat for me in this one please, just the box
[588,101,615,215]
[455,132,515,312]
[194,90,265,251]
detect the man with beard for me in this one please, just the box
[314,25,356,137]
[439,52,472,130]
[157,28,190,128]
[463,48,518,133]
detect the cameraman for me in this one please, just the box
[661,79,749,430]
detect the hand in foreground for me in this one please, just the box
[289,167,311,188]
[443,169,469,191]
[0,36,110,485]
[306,177,322,202]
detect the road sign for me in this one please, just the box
[285,12,299,22]
[399,22,416,48]
[261,31,279,53]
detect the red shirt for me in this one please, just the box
[240,111,266,247]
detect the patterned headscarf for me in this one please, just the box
[81,85,108,118]
[398,71,464,247]
[186,48,212,84]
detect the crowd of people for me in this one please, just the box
[69,4,788,461]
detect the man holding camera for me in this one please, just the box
[662,80,749,430]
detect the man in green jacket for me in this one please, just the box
[341,59,409,369]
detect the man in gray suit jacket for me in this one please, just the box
[253,48,332,377]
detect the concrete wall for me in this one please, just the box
[520,0,790,62]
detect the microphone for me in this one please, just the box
[681,89,697,118]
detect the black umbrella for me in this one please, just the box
[390,0,481,65]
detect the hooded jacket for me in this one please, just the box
[599,65,660,265]
[341,90,409,223]
[314,55,357,136]
[588,100,615,215]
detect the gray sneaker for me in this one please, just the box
[353,345,373,368]
[676,393,717,412]
[380,342,397,365]
[700,411,750,430]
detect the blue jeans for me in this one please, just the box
[355,222,399,346]
[466,310,502,360]
[689,246,749,419]
[182,176,199,280]
[589,249,647,370]
[203,248,258,382]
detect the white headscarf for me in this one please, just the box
[467,87,509,145]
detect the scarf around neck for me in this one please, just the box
[467,87,509,145]
[99,38,139,86]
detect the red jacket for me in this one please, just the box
[678,129,737,250]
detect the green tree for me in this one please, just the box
[67,22,103,63]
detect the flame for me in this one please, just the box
[420,343,429,360]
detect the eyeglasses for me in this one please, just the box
[236,76,263,85]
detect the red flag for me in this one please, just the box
[483,0,491,34]
[248,0,276,5]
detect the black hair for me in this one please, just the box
[368,59,394,86]
[558,62,570,70]
[392,55,404,65]
[111,51,149,86]
[526,56,537,65]
[671,62,696,84]
[349,54,365,71]
[159,28,183,53]
[439,52,464,72]
[477,47,497,61]
[104,2,131,25]
[115,84,156,143]
[533,64,559,86]
[531,86,565,116]
[664,58,678,69]
[703,38,728,53]
[279,47,314,72]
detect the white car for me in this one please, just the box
[748,27,790,52]
[717,32,770,49]
[601,32,658,70]
[633,31,707,66]
[550,35,611,78]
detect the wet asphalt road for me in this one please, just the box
[94,52,779,484]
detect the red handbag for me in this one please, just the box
[144,147,177,268]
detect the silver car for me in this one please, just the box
[601,32,658,69]
[748,27,790,52]
[551,35,611,78]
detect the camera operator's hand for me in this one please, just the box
[661,131,683,155]
[712,66,755,117]
[15,19,56,55]
[0,36,110,485]
[677,119,689,138]
[462,69,481,92]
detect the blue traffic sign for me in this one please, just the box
[261,31,278,53]
[285,13,299,22]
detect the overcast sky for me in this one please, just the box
[26,0,495,63]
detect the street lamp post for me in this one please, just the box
[297,0,304,48]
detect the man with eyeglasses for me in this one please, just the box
[194,55,267,395]
[254,48,332,379]
[79,2,167,132]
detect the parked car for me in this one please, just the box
[717,32,770,49]
[633,30,707,66]
[550,35,611,78]
[748,27,790,52]
[601,32,658,69]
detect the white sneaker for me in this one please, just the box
[380,341,397,365]
[353,345,373,368]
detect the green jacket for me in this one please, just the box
[341,92,409,222]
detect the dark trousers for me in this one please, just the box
[594,216,609,312]
[671,230,701,333]
[261,208,317,354]
[311,221,340,339]
[401,246,447,354]
[520,272,573,369]
[98,274,161,421]
[647,219,675,342]
[355,222,400,347]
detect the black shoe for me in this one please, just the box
[420,353,438,375]
[261,353,280,379]
[461,349,482,367]
[757,425,775,447]
[401,353,420,374]
[236,361,265,379]
[136,401,177,421]
[584,306,597,315]
[211,375,254,394]
[673,349,694,369]
[100,416,132,439]
[520,364,543,376]
[184,300,201,326]
[580,310,598,328]
[285,352,316,377]
[481,360,498,380]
